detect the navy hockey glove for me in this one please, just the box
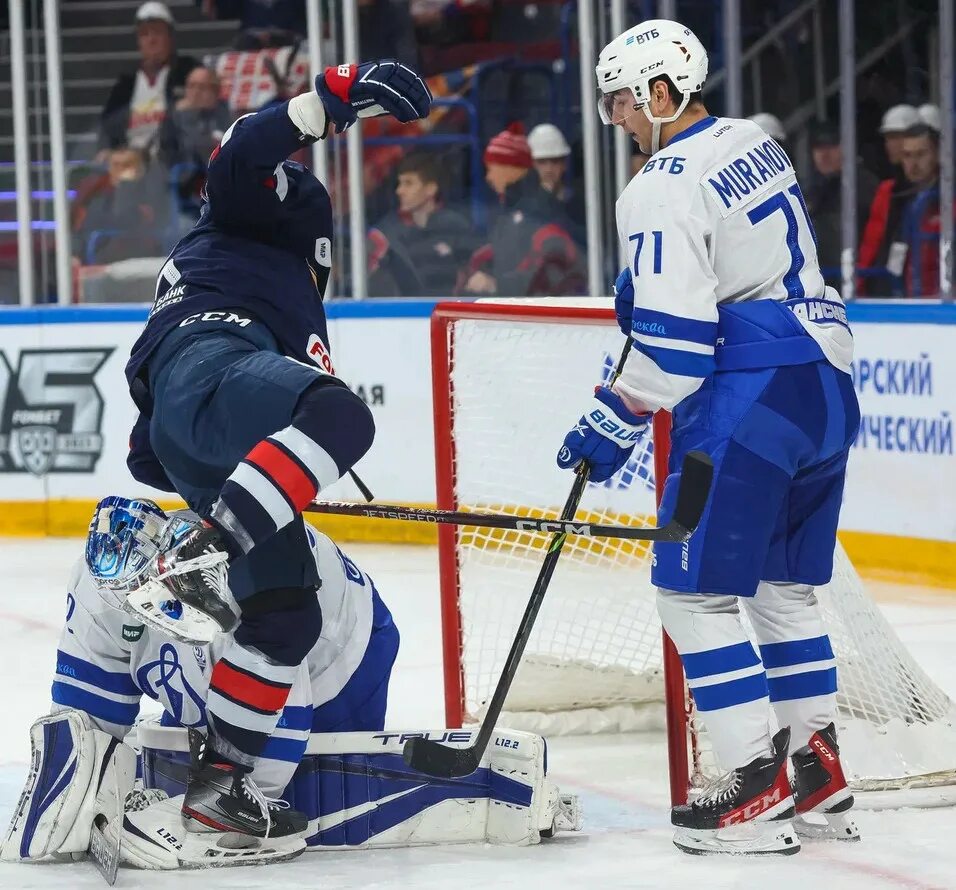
[315,60,433,133]
[557,387,651,483]
[613,267,634,336]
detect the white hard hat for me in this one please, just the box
[136,1,174,26]
[918,103,941,132]
[879,104,919,134]
[595,20,708,154]
[747,112,785,142]
[528,124,571,160]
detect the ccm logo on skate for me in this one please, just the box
[719,785,784,826]
[179,311,251,328]
[811,738,836,762]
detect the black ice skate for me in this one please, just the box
[182,730,307,840]
[791,722,859,841]
[671,727,800,856]
[156,521,237,633]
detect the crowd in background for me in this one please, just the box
[46,0,955,300]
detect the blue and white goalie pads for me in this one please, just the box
[135,723,581,856]
[1,710,135,862]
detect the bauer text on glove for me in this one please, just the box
[556,387,650,483]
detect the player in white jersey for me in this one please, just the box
[2,497,579,870]
[556,21,861,855]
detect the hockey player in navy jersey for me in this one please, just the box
[2,497,580,869]
[556,22,860,855]
[123,61,431,841]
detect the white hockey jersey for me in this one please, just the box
[51,526,379,794]
[614,116,854,413]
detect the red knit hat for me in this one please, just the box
[484,123,533,169]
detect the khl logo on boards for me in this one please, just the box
[0,348,113,476]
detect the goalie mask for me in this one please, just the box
[85,496,168,605]
[595,20,708,154]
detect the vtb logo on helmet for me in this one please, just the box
[595,19,708,153]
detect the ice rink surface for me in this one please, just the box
[0,537,955,889]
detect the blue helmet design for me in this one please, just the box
[85,496,168,594]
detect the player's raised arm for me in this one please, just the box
[204,60,432,228]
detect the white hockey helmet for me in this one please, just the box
[595,20,708,153]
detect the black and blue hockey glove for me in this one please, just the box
[315,60,433,134]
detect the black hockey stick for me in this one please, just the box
[402,340,713,779]
[401,448,712,779]
[303,475,706,542]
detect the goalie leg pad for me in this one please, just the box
[138,722,582,849]
[2,710,135,861]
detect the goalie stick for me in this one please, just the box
[402,341,714,779]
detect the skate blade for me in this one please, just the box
[177,835,306,869]
[794,812,860,842]
[673,820,801,856]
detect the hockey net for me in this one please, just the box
[433,301,956,806]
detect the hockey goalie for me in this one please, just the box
[1,496,581,871]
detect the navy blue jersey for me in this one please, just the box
[125,101,334,399]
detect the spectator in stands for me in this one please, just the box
[367,153,475,297]
[528,123,585,240]
[877,104,920,180]
[859,124,944,296]
[159,65,233,225]
[73,147,167,265]
[200,0,306,49]
[463,125,583,297]
[100,3,199,157]
[802,121,877,287]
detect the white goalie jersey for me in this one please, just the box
[614,116,854,413]
[52,525,378,796]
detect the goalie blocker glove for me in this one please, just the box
[557,386,650,483]
[315,60,433,133]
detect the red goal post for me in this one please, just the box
[431,301,692,805]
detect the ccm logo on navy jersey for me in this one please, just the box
[178,311,252,328]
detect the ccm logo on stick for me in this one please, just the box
[516,521,592,535]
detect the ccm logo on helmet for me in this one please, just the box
[625,28,659,46]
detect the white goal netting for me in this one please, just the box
[437,307,956,798]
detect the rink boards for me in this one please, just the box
[0,299,952,587]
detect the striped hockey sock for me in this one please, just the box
[210,426,341,554]
[205,642,299,768]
